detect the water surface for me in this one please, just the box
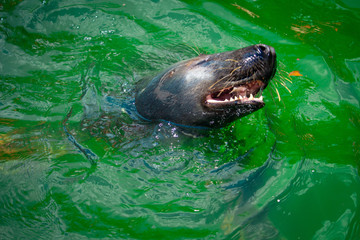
[1,0,360,239]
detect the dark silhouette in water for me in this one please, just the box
[136,44,276,128]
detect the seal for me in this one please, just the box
[135,44,276,128]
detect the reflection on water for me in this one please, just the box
[0,0,360,239]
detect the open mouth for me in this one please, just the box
[205,80,265,105]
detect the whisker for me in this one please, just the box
[278,61,287,68]
[279,82,291,94]
[282,75,293,84]
[183,43,201,56]
[229,65,242,76]
[274,82,282,102]
[276,78,292,94]
[277,68,293,84]
[194,43,201,56]
[209,61,245,89]
[285,77,293,84]
[211,67,235,73]
[277,75,290,85]
[275,87,281,102]
[210,72,237,90]
[268,84,278,106]
[225,58,239,63]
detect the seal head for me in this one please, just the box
[135,44,276,128]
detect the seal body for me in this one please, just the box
[135,44,276,128]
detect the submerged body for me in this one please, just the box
[135,44,277,128]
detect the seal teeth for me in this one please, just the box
[206,83,265,104]
[206,94,264,104]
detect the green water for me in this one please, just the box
[1,0,360,239]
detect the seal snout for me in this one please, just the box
[205,44,277,107]
[254,44,276,66]
[254,44,276,58]
[253,44,277,83]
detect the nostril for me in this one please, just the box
[257,44,269,54]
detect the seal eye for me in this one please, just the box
[195,56,211,66]
[205,80,265,105]
[160,69,175,83]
